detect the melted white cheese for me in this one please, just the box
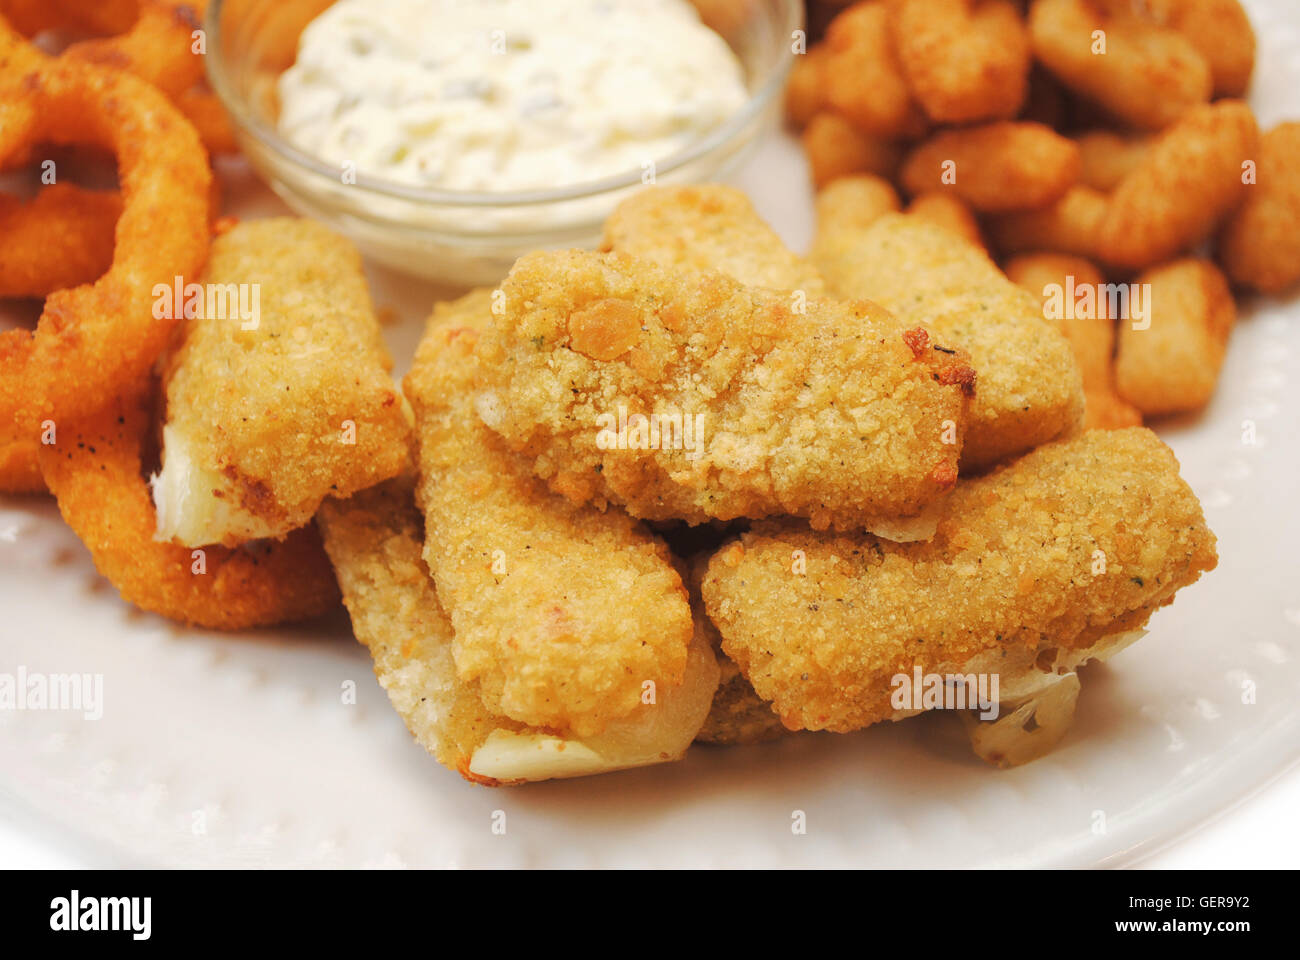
[277,0,748,192]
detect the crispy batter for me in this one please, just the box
[1147,0,1254,97]
[1074,129,1153,193]
[476,249,973,534]
[904,192,985,250]
[38,388,341,630]
[801,112,903,190]
[1115,258,1235,415]
[601,185,825,295]
[1097,101,1258,270]
[1218,122,1300,294]
[821,1,927,138]
[405,289,694,738]
[0,437,42,493]
[1005,252,1141,431]
[702,428,1218,732]
[900,122,1079,213]
[687,554,787,746]
[316,478,518,782]
[888,0,1030,124]
[810,175,902,267]
[0,183,121,298]
[1029,0,1211,131]
[154,218,409,547]
[987,184,1107,259]
[813,213,1084,468]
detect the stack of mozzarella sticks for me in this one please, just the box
[321,184,1217,784]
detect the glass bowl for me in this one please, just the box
[206,0,802,286]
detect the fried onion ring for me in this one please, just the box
[38,387,341,629]
[0,54,211,454]
[0,183,122,298]
[61,1,206,99]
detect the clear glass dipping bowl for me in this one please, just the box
[206,0,802,286]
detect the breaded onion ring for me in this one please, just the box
[38,388,341,630]
[0,53,210,460]
[0,183,122,298]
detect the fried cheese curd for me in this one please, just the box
[813,213,1084,469]
[801,112,904,189]
[702,428,1218,733]
[601,185,826,295]
[151,219,409,547]
[899,121,1080,213]
[1029,0,1211,132]
[1115,258,1236,416]
[475,250,975,538]
[1218,122,1300,294]
[904,192,986,251]
[1096,101,1258,271]
[819,0,926,139]
[404,290,696,738]
[1004,252,1141,430]
[886,0,1030,124]
[317,478,718,784]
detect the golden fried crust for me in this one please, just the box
[159,218,409,543]
[904,193,985,251]
[1115,259,1236,416]
[601,185,825,295]
[810,175,902,268]
[1004,252,1142,431]
[801,112,904,189]
[1218,123,1300,294]
[685,555,787,746]
[814,214,1084,469]
[888,0,1030,124]
[702,428,1218,732]
[1147,0,1255,97]
[316,478,516,781]
[1029,0,1211,131]
[900,122,1079,213]
[1074,130,1153,193]
[476,250,974,532]
[987,184,1107,259]
[405,290,693,738]
[1097,101,1258,270]
[821,1,927,138]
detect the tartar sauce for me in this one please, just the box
[277,0,749,192]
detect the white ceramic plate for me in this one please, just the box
[2,0,1299,869]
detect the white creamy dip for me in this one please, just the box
[277,0,749,192]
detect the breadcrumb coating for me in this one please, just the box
[476,249,974,533]
[702,428,1218,732]
[316,478,514,783]
[601,185,825,295]
[405,289,693,738]
[687,555,787,746]
[156,218,409,545]
[813,213,1084,468]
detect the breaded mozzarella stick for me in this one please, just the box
[317,479,718,784]
[404,290,696,738]
[476,250,976,537]
[152,218,409,546]
[702,428,1216,734]
[813,214,1084,468]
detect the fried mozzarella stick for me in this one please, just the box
[813,213,1083,468]
[601,185,826,294]
[152,218,409,547]
[317,479,719,784]
[702,429,1217,744]
[476,250,975,538]
[405,290,696,738]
